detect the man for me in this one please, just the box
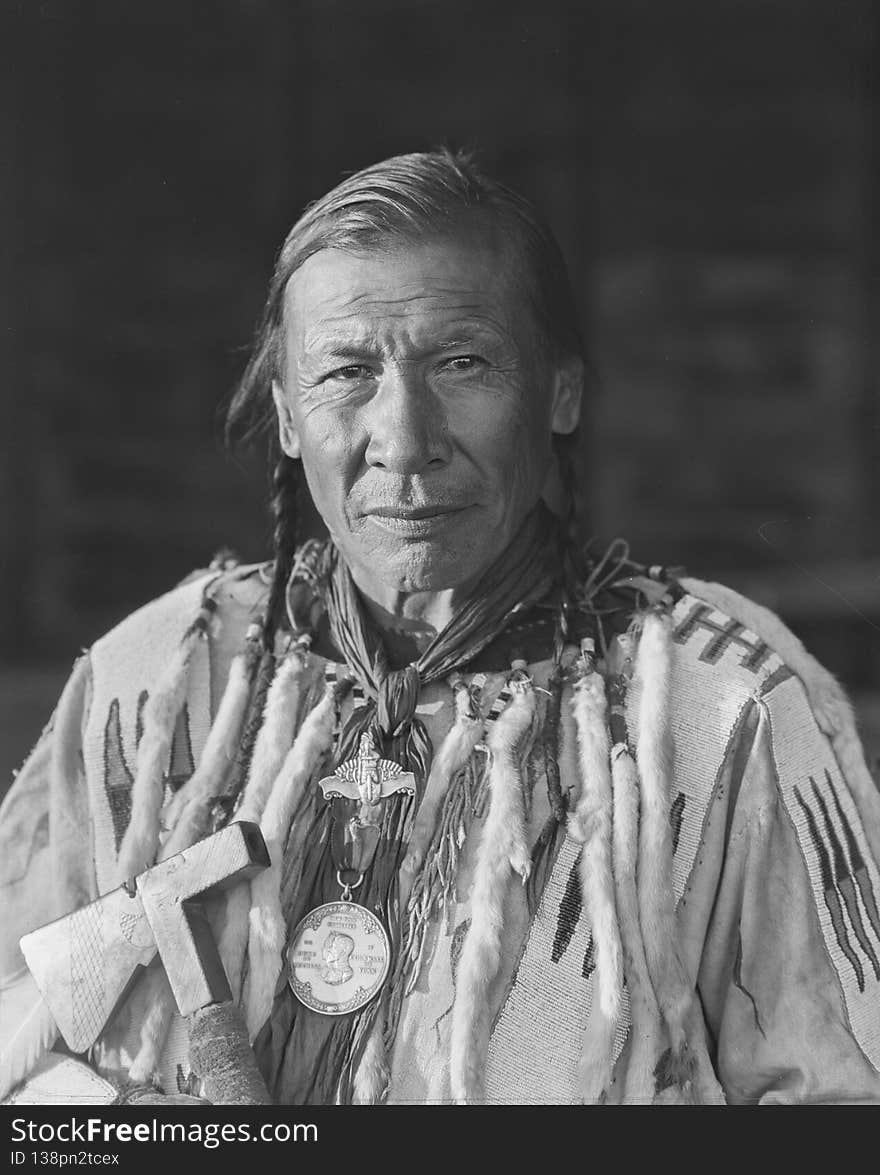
[2,150,880,1105]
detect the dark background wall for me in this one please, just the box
[2,0,879,785]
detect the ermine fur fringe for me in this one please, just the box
[117,625,204,882]
[236,649,307,824]
[126,964,177,1084]
[50,654,94,913]
[214,652,308,1001]
[611,744,663,1104]
[568,668,623,1101]
[450,682,535,1104]
[351,1019,391,1105]
[161,644,256,857]
[244,683,339,1039]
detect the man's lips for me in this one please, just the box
[364,504,467,520]
[361,503,472,537]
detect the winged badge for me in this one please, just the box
[318,730,416,806]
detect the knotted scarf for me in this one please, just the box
[326,500,562,777]
[253,501,562,1104]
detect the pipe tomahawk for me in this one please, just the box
[20,820,272,1105]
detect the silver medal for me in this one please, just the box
[287,900,391,1016]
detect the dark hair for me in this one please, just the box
[226,147,584,447]
[228,149,586,645]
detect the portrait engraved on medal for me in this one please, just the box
[320,933,355,986]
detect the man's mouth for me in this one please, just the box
[363,503,470,536]
[366,505,464,520]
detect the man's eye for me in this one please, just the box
[327,365,374,381]
[441,355,484,373]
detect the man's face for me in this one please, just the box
[273,230,581,600]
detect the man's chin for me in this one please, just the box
[349,537,488,596]
[378,548,473,594]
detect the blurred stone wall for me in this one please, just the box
[1,0,878,783]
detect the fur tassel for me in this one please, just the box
[0,972,59,1101]
[632,611,692,1053]
[577,1007,618,1107]
[212,652,310,1007]
[161,636,260,854]
[611,744,664,1105]
[568,661,623,1101]
[399,678,484,911]
[49,654,95,914]
[244,682,339,1039]
[210,645,308,998]
[351,1019,391,1105]
[681,577,880,867]
[116,620,207,882]
[450,680,535,1104]
[236,647,308,824]
[652,1041,698,1105]
[125,964,176,1085]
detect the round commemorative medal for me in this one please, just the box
[287,901,391,1016]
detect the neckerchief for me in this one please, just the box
[325,500,562,780]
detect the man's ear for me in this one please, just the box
[550,356,583,436]
[272,379,301,459]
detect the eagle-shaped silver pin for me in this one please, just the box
[319,730,416,806]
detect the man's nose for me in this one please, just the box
[363,365,451,474]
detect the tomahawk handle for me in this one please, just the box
[187,1002,272,1105]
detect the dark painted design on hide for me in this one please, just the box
[551,852,582,965]
[795,783,866,992]
[103,698,134,852]
[673,602,772,674]
[168,703,196,791]
[103,694,196,850]
[670,792,686,855]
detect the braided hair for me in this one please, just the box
[212,452,302,815]
[263,452,302,651]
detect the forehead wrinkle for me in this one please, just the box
[309,294,495,322]
[290,278,493,316]
[301,308,514,356]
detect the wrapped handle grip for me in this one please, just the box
[187,1002,272,1105]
